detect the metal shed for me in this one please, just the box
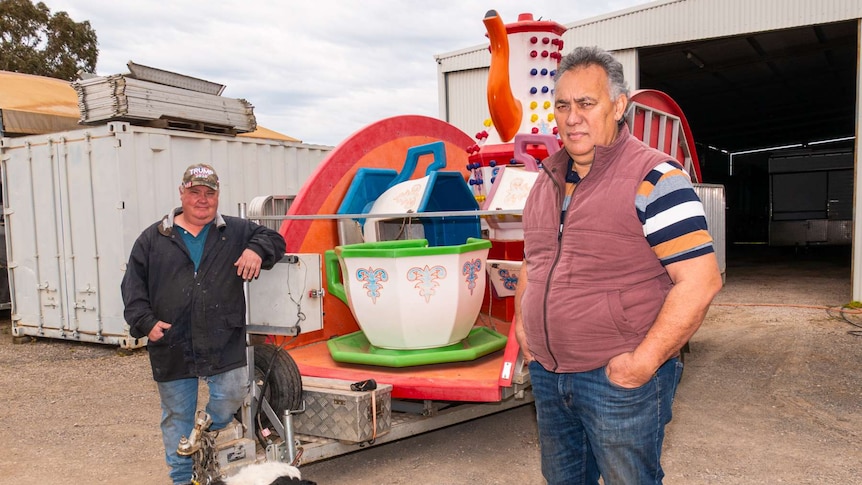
[435,0,862,299]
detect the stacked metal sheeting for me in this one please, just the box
[72,74,256,133]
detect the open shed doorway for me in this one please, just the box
[637,20,858,293]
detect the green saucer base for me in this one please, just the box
[326,326,508,368]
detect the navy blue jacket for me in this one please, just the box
[121,210,285,382]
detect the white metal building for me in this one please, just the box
[435,0,862,299]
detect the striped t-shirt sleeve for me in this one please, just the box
[636,161,714,265]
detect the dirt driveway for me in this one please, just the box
[1,246,860,484]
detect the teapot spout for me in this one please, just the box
[483,10,522,143]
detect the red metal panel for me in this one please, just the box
[630,89,702,182]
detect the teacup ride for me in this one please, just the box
[324,237,508,367]
[486,259,523,299]
[275,115,524,402]
[322,141,507,367]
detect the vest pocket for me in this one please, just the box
[546,290,633,343]
[606,290,641,342]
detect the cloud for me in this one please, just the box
[42,0,647,145]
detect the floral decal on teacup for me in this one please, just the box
[393,183,425,209]
[498,268,518,291]
[462,258,482,295]
[406,265,447,303]
[356,267,388,304]
[503,176,532,206]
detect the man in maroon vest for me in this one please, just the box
[514,46,722,485]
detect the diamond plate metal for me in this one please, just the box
[293,382,392,443]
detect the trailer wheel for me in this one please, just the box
[253,343,303,415]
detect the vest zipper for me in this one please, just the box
[540,166,570,372]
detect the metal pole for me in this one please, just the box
[283,409,297,464]
[240,202,251,343]
[852,19,862,301]
[239,202,255,442]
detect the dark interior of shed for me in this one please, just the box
[637,20,858,253]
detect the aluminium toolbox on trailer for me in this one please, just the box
[0,121,331,347]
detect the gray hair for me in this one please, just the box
[554,46,630,102]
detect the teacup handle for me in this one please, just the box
[387,141,447,188]
[324,250,348,304]
[513,133,560,171]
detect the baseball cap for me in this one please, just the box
[181,163,219,191]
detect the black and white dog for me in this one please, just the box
[211,461,317,485]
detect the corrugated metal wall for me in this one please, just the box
[567,0,862,51]
[106,124,331,219]
[444,70,489,139]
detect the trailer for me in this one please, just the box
[245,251,533,465]
[229,111,536,469]
[170,236,531,477]
[768,148,853,246]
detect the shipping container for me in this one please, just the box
[0,122,331,347]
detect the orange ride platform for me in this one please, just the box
[288,320,518,403]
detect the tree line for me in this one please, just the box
[0,0,97,81]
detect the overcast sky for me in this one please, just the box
[45,0,648,146]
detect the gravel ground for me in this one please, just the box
[1,245,860,484]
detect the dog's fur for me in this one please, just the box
[210,461,316,485]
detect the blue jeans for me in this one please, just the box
[156,366,250,485]
[529,357,682,485]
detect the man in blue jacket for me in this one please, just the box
[121,163,286,485]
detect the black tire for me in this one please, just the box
[253,343,303,415]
